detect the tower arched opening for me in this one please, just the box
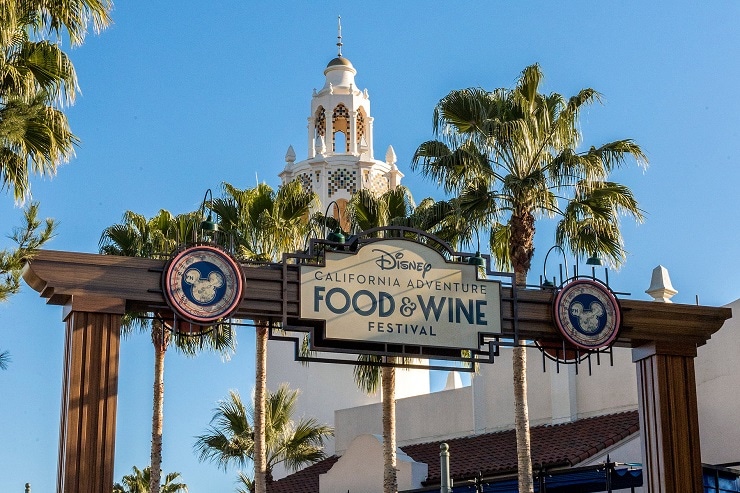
[315,106,326,140]
[332,104,350,153]
[356,107,367,150]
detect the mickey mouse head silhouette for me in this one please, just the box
[570,301,604,334]
[183,268,224,304]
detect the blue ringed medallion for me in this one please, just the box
[162,245,244,324]
[553,279,621,350]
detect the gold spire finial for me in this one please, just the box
[337,16,343,57]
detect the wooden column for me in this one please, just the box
[633,343,703,493]
[57,297,123,493]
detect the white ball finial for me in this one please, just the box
[646,265,678,303]
[285,145,296,164]
[358,135,369,155]
[315,135,326,155]
[385,145,397,165]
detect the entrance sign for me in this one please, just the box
[21,249,733,493]
[162,245,244,324]
[553,279,621,350]
[300,239,502,350]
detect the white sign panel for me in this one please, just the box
[300,239,501,350]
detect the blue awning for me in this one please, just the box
[450,467,642,493]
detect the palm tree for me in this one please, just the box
[350,186,412,493]
[210,180,318,493]
[412,64,646,493]
[212,181,317,261]
[113,465,188,493]
[0,0,112,202]
[194,384,333,492]
[0,1,112,46]
[100,209,236,493]
[1,2,108,303]
[0,203,55,372]
[0,201,54,301]
[348,185,451,493]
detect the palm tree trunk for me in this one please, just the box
[513,345,533,493]
[254,323,268,493]
[382,363,397,493]
[150,323,168,493]
[510,210,535,493]
[510,211,535,286]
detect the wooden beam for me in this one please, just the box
[22,250,300,319]
[500,288,731,347]
[23,250,732,347]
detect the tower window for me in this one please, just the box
[333,131,347,153]
[357,108,366,146]
[315,107,326,138]
[332,104,350,152]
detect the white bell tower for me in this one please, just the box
[269,23,428,466]
[279,18,403,227]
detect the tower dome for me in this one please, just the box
[322,56,357,93]
[326,56,354,69]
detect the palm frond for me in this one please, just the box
[194,389,254,471]
[556,180,644,267]
[113,465,186,493]
[0,350,11,370]
[488,223,512,272]
[412,139,491,194]
[29,0,113,45]
[236,471,254,493]
[353,354,382,394]
[414,64,647,277]
[0,93,77,201]
[0,201,55,301]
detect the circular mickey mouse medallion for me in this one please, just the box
[553,279,621,350]
[162,245,243,324]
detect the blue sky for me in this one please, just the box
[2,1,740,491]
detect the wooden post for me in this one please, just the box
[633,343,703,493]
[57,297,124,493]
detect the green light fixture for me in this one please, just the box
[327,228,346,244]
[324,201,346,245]
[200,189,219,235]
[201,214,219,233]
[468,251,485,267]
[468,229,485,267]
[542,245,568,289]
[541,278,555,289]
[586,253,603,266]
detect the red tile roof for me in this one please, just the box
[267,410,639,492]
[403,410,639,483]
[268,455,339,493]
